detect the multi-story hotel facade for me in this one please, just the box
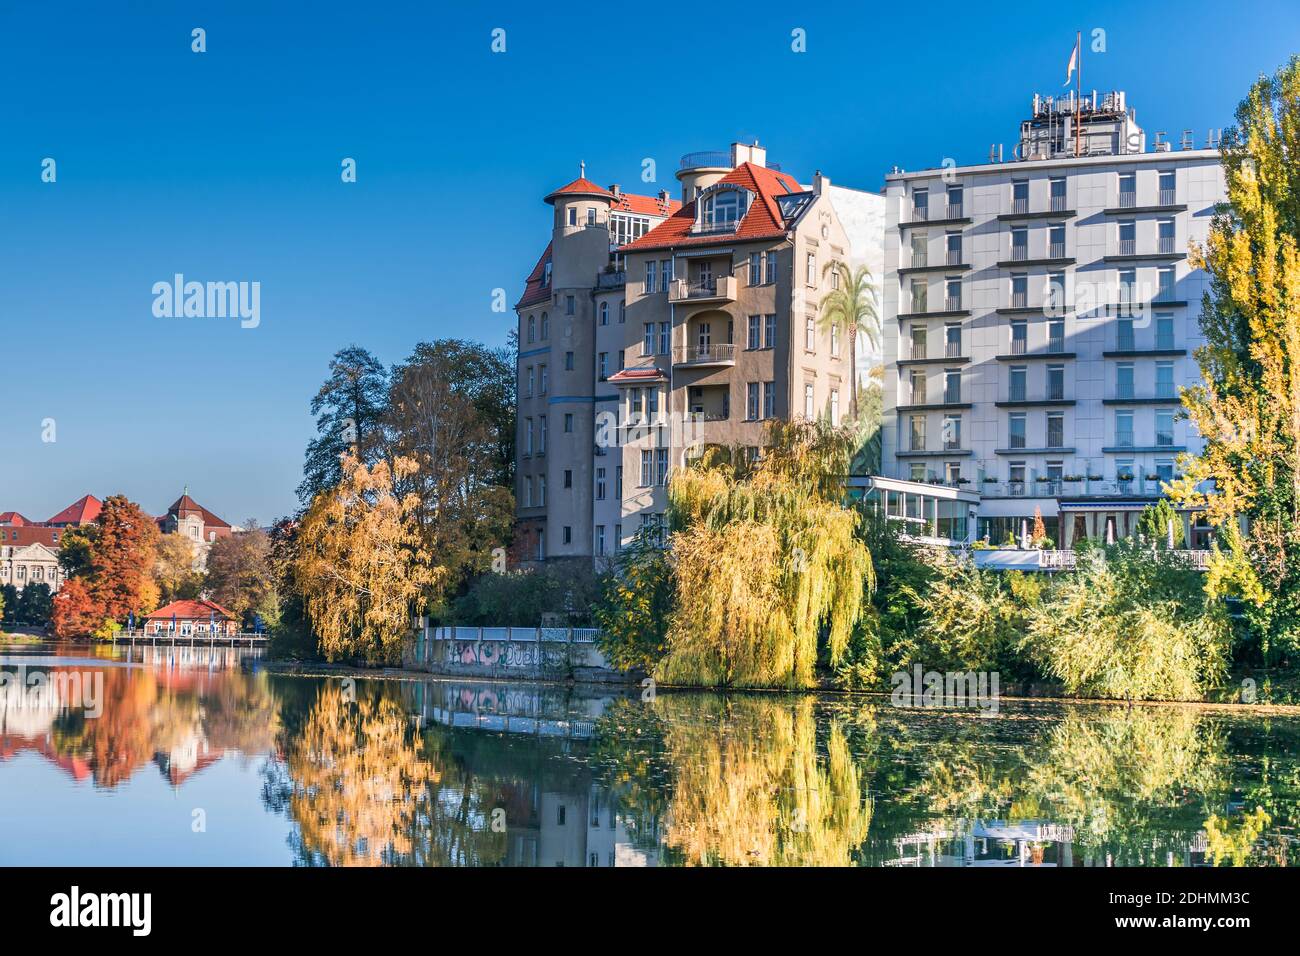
[878,91,1226,549]
[515,142,884,563]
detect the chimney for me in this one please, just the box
[813,170,829,195]
[609,183,621,198]
[730,140,767,168]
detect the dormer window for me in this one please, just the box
[542,261,552,286]
[698,186,750,233]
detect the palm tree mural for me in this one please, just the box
[818,260,880,421]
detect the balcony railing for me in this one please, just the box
[1009,384,1027,401]
[1048,335,1065,353]
[1009,245,1028,261]
[673,343,736,366]
[944,388,961,404]
[596,270,626,290]
[1011,197,1028,215]
[1010,292,1028,309]
[945,202,964,219]
[1159,187,1177,206]
[946,249,962,265]
[912,252,929,267]
[945,342,963,358]
[1117,238,1137,256]
[1049,241,1066,259]
[911,204,929,221]
[669,276,736,303]
[1010,337,1027,355]
[1117,191,1137,208]
[1158,235,1175,254]
[1050,194,1068,212]
[944,296,962,311]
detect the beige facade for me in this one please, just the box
[0,542,64,593]
[515,144,884,562]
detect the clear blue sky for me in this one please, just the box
[3,1,1296,524]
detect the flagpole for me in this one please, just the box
[1075,30,1082,157]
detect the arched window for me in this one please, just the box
[527,315,535,343]
[541,312,549,339]
[599,302,608,326]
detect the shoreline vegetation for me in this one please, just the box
[28,58,1300,708]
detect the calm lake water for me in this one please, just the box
[2,643,1298,866]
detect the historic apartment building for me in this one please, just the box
[878,91,1226,548]
[514,142,884,562]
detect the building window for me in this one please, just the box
[1008,413,1026,449]
[1010,226,1028,261]
[595,525,606,556]
[598,353,608,379]
[1156,361,1175,398]
[831,324,840,357]
[764,314,776,348]
[909,414,926,451]
[1010,320,1027,355]
[640,450,652,487]
[619,300,626,323]
[564,469,572,488]
[805,315,816,352]
[944,278,961,311]
[661,260,672,292]
[526,366,534,397]
[1009,366,1027,402]
[539,364,548,394]
[1011,274,1027,309]
[645,261,656,294]
[568,207,577,226]
[1156,409,1175,446]
[642,323,654,356]
[830,389,840,425]
[1155,314,1175,350]
[747,382,760,420]
[538,475,547,505]
[539,415,547,453]
[658,321,670,356]
[541,313,549,339]
[1012,180,1028,214]
[912,187,928,221]
[909,369,927,405]
[806,252,816,285]
[599,302,608,326]
[747,315,761,350]
[763,381,776,419]
[1159,170,1176,205]
[749,252,762,285]
[946,184,963,217]
[1049,224,1066,259]
[945,232,961,265]
[596,467,607,499]
[1048,319,1065,353]
[944,460,962,484]
[1050,177,1066,211]
[911,232,928,268]
[564,351,574,371]
[527,315,535,343]
[1047,413,1064,448]
[563,526,572,545]
[1158,218,1175,254]
[910,325,927,360]
[765,251,777,283]
[563,413,574,433]
[1047,364,1065,401]
[911,279,928,313]
[587,207,596,226]
[943,369,961,404]
[804,383,815,418]
[1116,410,1135,447]
[525,418,533,455]
[943,414,961,450]
[1116,362,1135,399]
[655,448,669,486]
[1118,219,1136,256]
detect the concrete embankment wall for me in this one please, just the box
[402,624,625,682]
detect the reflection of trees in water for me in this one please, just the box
[261,682,508,866]
[594,694,872,866]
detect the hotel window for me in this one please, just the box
[909,369,927,404]
[1157,267,1175,301]
[911,278,928,313]
[658,321,670,355]
[1047,364,1065,401]
[943,368,961,404]
[1012,180,1028,214]
[564,351,574,370]
[539,415,547,452]
[1156,361,1175,398]
[1047,413,1064,448]
[765,251,777,282]
[1009,366,1027,402]
[805,315,816,351]
[946,184,963,217]
[563,413,574,433]
[1049,224,1066,259]
[1116,362,1135,399]
[1118,220,1136,256]
[1010,226,1028,261]
[945,278,962,311]
[639,450,652,487]
[831,323,840,356]
[1118,171,1136,206]
[599,302,608,326]
[598,353,608,380]
[1155,459,1175,481]
[912,187,929,220]
[655,448,669,486]
[527,315,535,343]
[541,313,549,338]
[564,469,572,488]
[1050,177,1066,211]
[1010,320,1027,355]
[1158,218,1175,254]
[661,260,672,291]
[595,467,607,500]
[1156,409,1175,446]
[1117,317,1135,351]
[1116,410,1134,447]
[909,414,926,451]
[910,325,927,359]
[764,314,777,348]
[806,252,816,285]
[911,232,928,267]
[1155,314,1175,350]
[804,383,815,418]
[642,323,654,356]
[943,414,962,449]
[945,323,961,357]
[763,381,776,419]
[747,382,760,420]
[526,366,534,397]
[1048,318,1065,353]
[645,261,656,293]
[946,232,961,265]
[830,389,840,425]
[749,252,762,285]
[1008,413,1026,449]
[748,315,761,350]
[1011,273,1027,309]
[539,364,548,394]
[1159,170,1176,205]
[595,526,606,556]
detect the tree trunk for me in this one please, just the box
[848,327,859,421]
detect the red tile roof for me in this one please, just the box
[515,241,554,310]
[0,512,29,526]
[612,191,682,217]
[0,526,61,548]
[145,599,237,622]
[163,494,230,529]
[619,162,803,253]
[607,367,668,385]
[544,177,614,205]
[46,495,102,526]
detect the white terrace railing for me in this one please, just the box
[1036,549,1212,571]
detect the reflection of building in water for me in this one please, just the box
[886,820,1210,867]
[409,679,660,867]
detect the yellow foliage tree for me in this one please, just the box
[294,453,442,663]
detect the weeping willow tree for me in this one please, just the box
[658,420,873,689]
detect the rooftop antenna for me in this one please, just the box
[579,160,585,179]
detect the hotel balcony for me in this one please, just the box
[673,343,736,368]
[668,275,737,305]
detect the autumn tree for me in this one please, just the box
[205,527,278,626]
[52,495,160,638]
[298,345,390,504]
[293,453,442,663]
[1170,57,1300,660]
[154,533,203,605]
[657,421,873,689]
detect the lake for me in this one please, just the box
[2,643,1298,866]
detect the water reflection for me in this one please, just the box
[2,644,1298,866]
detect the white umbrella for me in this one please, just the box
[1106,520,1115,545]
[1167,518,1176,549]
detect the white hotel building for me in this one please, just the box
[877,91,1225,549]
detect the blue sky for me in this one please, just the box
[3,1,1296,524]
